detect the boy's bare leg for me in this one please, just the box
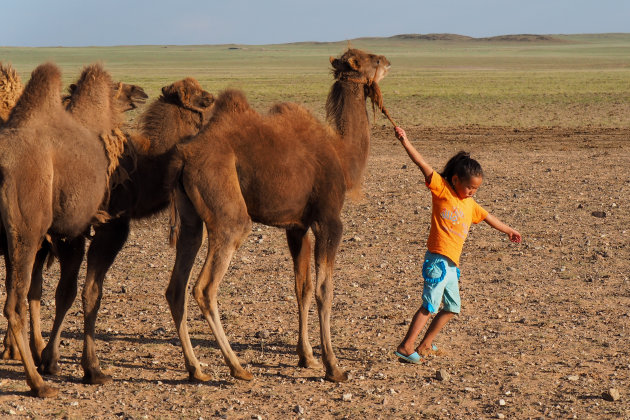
[417,310,455,353]
[397,307,431,355]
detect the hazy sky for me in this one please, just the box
[3,0,628,47]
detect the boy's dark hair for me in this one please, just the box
[440,151,483,185]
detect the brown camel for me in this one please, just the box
[0,62,144,397]
[0,71,148,364]
[32,78,215,384]
[166,48,390,383]
[0,62,23,359]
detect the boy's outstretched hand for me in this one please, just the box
[508,229,522,243]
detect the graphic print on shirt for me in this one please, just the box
[440,205,470,240]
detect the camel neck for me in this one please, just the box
[328,80,371,191]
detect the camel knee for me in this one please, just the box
[165,283,185,308]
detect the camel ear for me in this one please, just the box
[162,83,180,102]
[347,57,360,71]
[162,83,193,108]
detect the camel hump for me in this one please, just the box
[0,62,23,124]
[212,89,251,117]
[268,102,309,117]
[78,63,110,85]
[5,62,62,126]
[67,63,112,107]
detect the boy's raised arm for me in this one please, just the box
[395,127,434,182]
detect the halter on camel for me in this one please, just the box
[342,62,397,128]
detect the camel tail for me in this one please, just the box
[166,150,185,247]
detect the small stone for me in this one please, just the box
[577,203,583,209]
[566,375,579,382]
[255,330,270,339]
[436,369,450,381]
[293,405,304,414]
[342,393,353,402]
[497,414,505,419]
[603,388,620,401]
[401,164,407,169]
[499,399,506,406]
[591,211,606,218]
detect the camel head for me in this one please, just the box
[114,83,148,112]
[330,48,390,85]
[0,62,23,124]
[63,81,147,113]
[161,77,215,121]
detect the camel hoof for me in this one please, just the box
[230,367,254,381]
[188,370,212,382]
[82,370,113,385]
[38,360,61,376]
[325,370,349,383]
[31,384,59,398]
[2,347,21,361]
[298,357,323,370]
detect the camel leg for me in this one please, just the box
[194,217,252,381]
[1,249,20,361]
[28,242,51,365]
[312,216,348,382]
[81,219,129,385]
[286,228,321,369]
[4,239,58,397]
[39,237,84,375]
[165,191,208,382]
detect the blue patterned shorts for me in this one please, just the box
[421,251,461,314]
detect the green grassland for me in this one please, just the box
[1,33,629,128]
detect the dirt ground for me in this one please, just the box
[1,126,629,419]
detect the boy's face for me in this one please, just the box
[452,175,483,199]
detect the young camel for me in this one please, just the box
[0,63,143,397]
[167,48,390,383]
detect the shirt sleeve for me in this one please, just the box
[426,172,446,197]
[471,201,488,224]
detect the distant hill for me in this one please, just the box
[389,33,565,42]
[391,34,474,41]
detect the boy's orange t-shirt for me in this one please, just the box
[426,172,488,266]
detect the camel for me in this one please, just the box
[0,62,145,397]
[32,77,215,384]
[0,62,23,358]
[0,68,148,364]
[166,48,390,383]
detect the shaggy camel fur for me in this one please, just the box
[0,62,144,397]
[0,63,23,124]
[166,48,390,383]
[31,78,214,384]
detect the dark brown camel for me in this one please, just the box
[166,48,390,382]
[0,62,144,397]
[33,78,215,384]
